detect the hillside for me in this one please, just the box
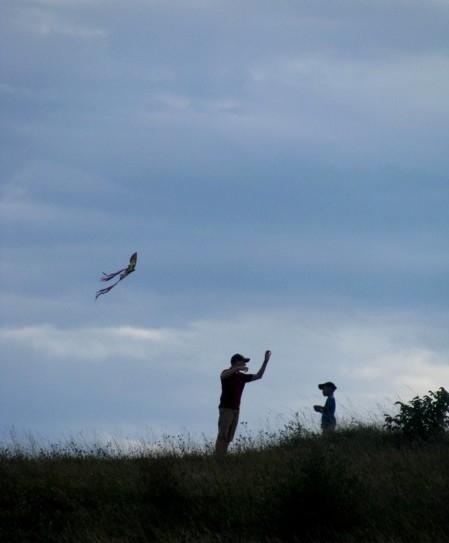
[1,425,448,542]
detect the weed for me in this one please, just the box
[1,416,449,542]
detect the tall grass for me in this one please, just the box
[1,421,448,542]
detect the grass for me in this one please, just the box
[1,421,449,542]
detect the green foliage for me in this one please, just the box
[384,387,449,439]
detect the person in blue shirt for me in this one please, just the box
[313,381,337,432]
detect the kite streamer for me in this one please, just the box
[96,252,137,299]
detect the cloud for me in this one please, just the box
[2,0,448,182]
[1,0,448,444]
[6,0,107,39]
[350,348,449,390]
[1,309,448,440]
[250,53,449,117]
[0,324,186,361]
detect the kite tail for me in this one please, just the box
[95,280,120,299]
[100,268,126,282]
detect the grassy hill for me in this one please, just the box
[1,424,448,542]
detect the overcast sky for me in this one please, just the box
[1,0,448,448]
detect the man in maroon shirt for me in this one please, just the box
[215,350,272,454]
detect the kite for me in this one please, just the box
[95,252,137,299]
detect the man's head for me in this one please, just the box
[231,353,250,366]
[318,382,337,396]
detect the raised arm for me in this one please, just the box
[249,350,271,381]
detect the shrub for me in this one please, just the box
[384,387,449,439]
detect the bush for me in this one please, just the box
[384,387,449,439]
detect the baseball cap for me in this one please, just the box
[231,353,250,365]
[318,381,337,391]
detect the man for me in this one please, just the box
[313,381,337,433]
[215,350,272,454]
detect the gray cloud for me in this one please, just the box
[1,0,448,444]
[1,310,448,442]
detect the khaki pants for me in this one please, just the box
[217,408,240,443]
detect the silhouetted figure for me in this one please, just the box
[314,381,337,433]
[215,350,271,454]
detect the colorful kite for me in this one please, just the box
[95,252,137,299]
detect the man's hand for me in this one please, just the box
[264,350,271,363]
[314,405,324,413]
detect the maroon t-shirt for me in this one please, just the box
[219,372,253,410]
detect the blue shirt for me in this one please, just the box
[321,395,336,429]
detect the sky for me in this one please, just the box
[1,0,449,448]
